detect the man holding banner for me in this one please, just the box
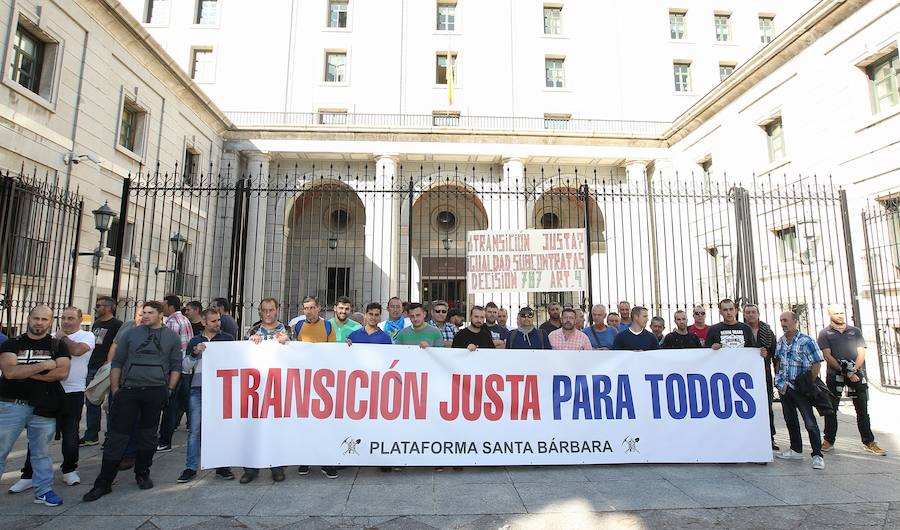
[548,308,592,351]
[452,306,495,351]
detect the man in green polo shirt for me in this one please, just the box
[328,296,362,343]
[395,303,443,348]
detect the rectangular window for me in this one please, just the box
[544,6,562,35]
[719,63,735,81]
[10,25,44,94]
[714,14,731,42]
[766,118,786,162]
[326,267,350,306]
[673,62,691,92]
[324,51,347,82]
[701,157,713,189]
[669,11,686,40]
[195,0,218,24]
[183,148,200,185]
[543,113,570,130]
[328,0,349,28]
[882,198,900,272]
[435,53,457,85]
[545,57,565,88]
[774,226,798,262]
[759,16,775,44]
[867,51,899,114]
[144,0,170,24]
[432,111,460,126]
[318,108,348,124]
[437,2,456,31]
[107,220,135,260]
[190,48,215,83]
[119,104,138,152]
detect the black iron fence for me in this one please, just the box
[862,200,900,388]
[0,168,83,336]
[107,164,857,340]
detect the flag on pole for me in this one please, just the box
[446,52,454,105]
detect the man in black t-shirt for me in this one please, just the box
[539,302,562,335]
[452,306,495,351]
[662,310,702,349]
[0,305,71,506]
[83,296,122,446]
[707,299,755,350]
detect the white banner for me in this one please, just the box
[466,228,588,293]
[201,343,772,468]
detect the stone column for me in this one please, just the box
[501,157,529,312]
[364,154,400,302]
[242,150,271,322]
[624,160,649,183]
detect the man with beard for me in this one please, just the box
[743,303,779,450]
[507,307,552,350]
[583,304,617,350]
[548,308,592,350]
[396,303,444,348]
[650,316,666,346]
[346,303,393,345]
[328,296,361,343]
[818,304,885,456]
[0,305,70,506]
[497,308,510,330]
[707,299,754,350]
[539,302,562,334]
[662,310,702,349]
[82,296,122,447]
[448,308,465,330]
[612,306,659,351]
[379,297,411,343]
[183,301,204,336]
[452,306,495,351]
[485,302,509,348]
[428,300,457,347]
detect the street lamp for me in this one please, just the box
[442,238,453,251]
[75,201,118,320]
[327,237,338,250]
[155,232,188,274]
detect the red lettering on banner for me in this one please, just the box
[260,367,283,418]
[240,368,261,419]
[380,370,402,420]
[369,371,381,419]
[284,368,311,418]
[346,370,368,420]
[312,369,335,419]
[522,375,541,420]
[403,371,428,419]
[334,369,346,419]
[462,374,483,421]
[484,374,504,421]
[440,373,539,421]
[507,374,524,420]
[217,369,238,419]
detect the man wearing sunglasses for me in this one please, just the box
[428,300,457,348]
[689,305,710,346]
[81,296,122,447]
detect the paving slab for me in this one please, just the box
[354,466,435,486]
[343,483,435,516]
[35,516,150,529]
[744,474,866,505]
[434,482,526,515]
[667,477,785,508]
[248,481,350,516]
[505,465,589,483]
[591,478,701,511]
[432,467,511,485]
[513,480,611,514]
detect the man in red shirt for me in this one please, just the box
[689,305,709,346]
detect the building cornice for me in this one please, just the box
[663,0,869,146]
[89,0,234,134]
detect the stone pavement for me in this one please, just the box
[3,388,900,530]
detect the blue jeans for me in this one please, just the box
[781,387,823,457]
[0,401,56,496]
[186,387,202,471]
[83,367,102,441]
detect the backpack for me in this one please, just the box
[295,319,332,340]
[510,329,546,350]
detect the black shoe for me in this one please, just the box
[239,472,256,484]
[118,458,135,471]
[272,470,285,482]
[772,442,780,451]
[321,467,338,479]
[177,469,196,483]
[216,468,235,480]
[79,438,99,447]
[136,475,154,490]
[155,444,172,453]
[297,466,309,475]
[82,486,112,502]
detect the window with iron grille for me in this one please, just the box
[881,197,900,273]
[673,62,691,92]
[318,109,348,124]
[543,113,570,130]
[437,2,456,31]
[669,11,686,40]
[759,16,775,44]
[714,14,731,42]
[719,63,735,81]
[765,118,786,162]
[328,0,348,28]
[432,111,460,126]
[119,102,140,152]
[774,226,798,263]
[183,148,200,186]
[867,51,899,114]
[327,267,351,306]
[436,53,457,84]
[545,57,565,88]
[325,51,347,82]
[107,220,135,261]
[195,0,218,24]
[544,6,562,35]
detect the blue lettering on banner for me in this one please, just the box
[644,372,757,420]
[552,375,635,420]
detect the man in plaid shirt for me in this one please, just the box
[428,300,457,347]
[157,295,194,452]
[773,311,825,469]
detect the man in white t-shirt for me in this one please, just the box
[8,306,95,494]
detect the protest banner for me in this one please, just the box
[466,228,587,293]
[201,342,772,468]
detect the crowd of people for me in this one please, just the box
[0,294,887,507]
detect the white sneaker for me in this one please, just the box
[62,471,81,486]
[775,449,804,460]
[8,478,33,494]
[812,455,825,470]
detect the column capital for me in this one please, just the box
[374,153,400,162]
[242,150,271,161]
[623,159,650,169]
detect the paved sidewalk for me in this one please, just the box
[2,390,900,530]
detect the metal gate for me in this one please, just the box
[0,168,83,335]
[109,163,857,336]
[862,199,900,388]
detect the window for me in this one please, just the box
[435,210,457,232]
[324,51,347,82]
[326,267,351,306]
[545,57,565,88]
[10,25,44,95]
[144,0,170,24]
[867,51,899,114]
[881,198,900,272]
[435,53,457,85]
[437,2,456,31]
[765,118,786,162]
[190,48,215,83]
[183,148,200,186]
[719,63,735,81]
[543,113,570,130]
[774,226,798,262]
[432,111,460,126]
[118,98,147,155]
[673,62,691,92]
[328,0,348,28]
[318,108,348,124]
[669,11,686,40]
[195,0,218,24]
[540,212,561,229]
[714,14,731,42]
[701,157,713,189]
[107,220,135,260]
[544,6,562,35]
[759,16,775,44]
